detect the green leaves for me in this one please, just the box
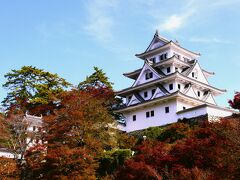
[2,66,71,114]
[78,66,113,90]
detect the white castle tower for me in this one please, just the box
[115,31,234,132]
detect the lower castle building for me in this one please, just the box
[115,31,235,132]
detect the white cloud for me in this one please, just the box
[153,0,197,32]
[190,37,232,44]
[84,0,117,43]
[85,16,113,42]
[158,11,194,32]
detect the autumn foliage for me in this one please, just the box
[115,119,240,179]
[39,88,118,179]
[1,66,240,179]
[229,91,240,110]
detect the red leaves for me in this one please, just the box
[229,91,240,110]
[115,120,240,179]
[41,89,118,178]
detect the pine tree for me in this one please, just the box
[2,66,71,114]
[78,67,113,90]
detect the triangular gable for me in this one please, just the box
[132,62,162,87]
[127,94,140,106]
[145,31,168,52]
[184,86,198,99]
[151,87,166,99]
[186,61,209,85]
[205,93,217,105]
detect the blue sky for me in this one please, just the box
[0,0,240,107]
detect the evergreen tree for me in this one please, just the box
[2,66,71,114]
[78,66,113,90]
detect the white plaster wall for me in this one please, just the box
[124,100,177,132]
[177,107,208,120]
[150,41,165,51]
[207,107,233,117]
[185,87,197,98]
[163,81,176,93]
[136,69,159,86]
[176,100,194,111]
[205,94,216,105]
[188,63,209,84]
[0,151,14,158]
[192,87,204,99]
[175,81,185,92]
[139,87,157,100]
[162,65,174,75]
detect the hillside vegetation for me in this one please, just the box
[0,66,239,179]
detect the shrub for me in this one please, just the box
[143,126,164,140]
[157,123,190,143]
[97,149,132,177]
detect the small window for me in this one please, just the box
[146,112,150,118]
[197,91,201,97]
[33,126,36,131]
[159,53,167,60]
[152,89,156,96]
[175,67,178,72]
[128,96,132,101]
[164,53,168,59]
[204,91,208,95]
[183,107,186,110]
[165,107,169,113]
[151,110,154,117]
[145,72,153,80]
[150,57,156,63]
[144,91,148,98]
[167,67,171,73]
[185,84,190,88]
[133,115,136,121]
[169,84,173,90]
[178,84,181,90]
[149,72,153,78]
[192,72,195,77]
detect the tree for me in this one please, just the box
[2,66,71,114]
[42,89,118,178]
[115,121,240,179]
[229,91,240,110]
[78,66,113,90]
[0,157,20,179]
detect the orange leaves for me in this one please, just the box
[116,120,240,179]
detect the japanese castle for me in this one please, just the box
[115,31,234,132]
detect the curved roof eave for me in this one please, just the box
[136,41,200,59]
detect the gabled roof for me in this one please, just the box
[123,56,191,80]
[184,85,198,99]
[144,30,169,53]
[114,91,220,113]
[157,84,169,94]
[116,72,226,96]
[127,94,141,106]
[132,61,163,87]
[183,60,210,85]
[151,84,170,100]
[133,92,145,102]
[136,40,200,60]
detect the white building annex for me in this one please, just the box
[115,31,235,132]
[0,113,43,159]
